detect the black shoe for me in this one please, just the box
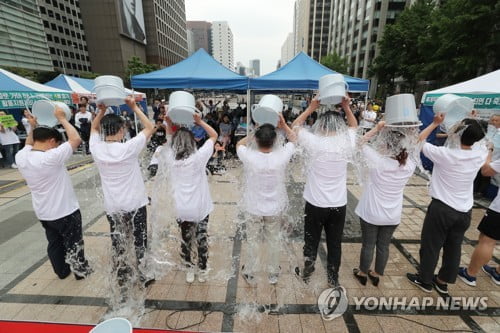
[353,268,367,286]
[432,275,448,294]
[406,273,432,293]
[295,261,315,283]
[368,270,380,287]
[74,266,93,280]
[328,270,339,288]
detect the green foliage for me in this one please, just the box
[124,56,159,84]
[371,0,500,94]
[4,67,38,82]
[79,71,100,79]
[320,52,349,74]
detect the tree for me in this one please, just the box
[79,71,100,79]
[320,52,349,74]
[124,56,159,85]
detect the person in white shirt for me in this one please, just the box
[407,115,488,293]
[22,109,32,136]
[15,108,91,280]
[359,103,377,133]
[90,97,155,298]
[458,147,500,286]
[74,104,92,154]
[162,113,217,283]
[292,96,357,287]
[0,111,21,168]
[353,121,417,286]
[237,114,296,285]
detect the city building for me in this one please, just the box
[211,21,234,70]
[186,21,212,55]
[328,0,411,94]
[143,0,188,67]
[0,0,53,72]
[249,59,260,77]
[294,0,332,62]
[38,0,91,75]
[186,29,196,56]
[281,32,295,66]
[235,62,246,76]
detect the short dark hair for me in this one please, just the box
[33,127,63,143]
[78,103,86,109]
[80,96,89,102]
[101,114,124,136]
[459,118,487,146]
[255,124,277,149]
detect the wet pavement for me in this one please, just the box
[0,153,499,332]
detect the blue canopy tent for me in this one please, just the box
[248,52,370,92]
[130,49,249,91]
[45,74,148,115]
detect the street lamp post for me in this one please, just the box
[56,49,66,75]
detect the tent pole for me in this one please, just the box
[246,89,251,136]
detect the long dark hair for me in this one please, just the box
[171,127,196,160]
[387,131,408,166]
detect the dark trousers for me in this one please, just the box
[178,215,209,270]
[40,209,88,279]
[419,199,471,284]
[359,218,397,275]
[106,206,147,287]
[303,201,346,273]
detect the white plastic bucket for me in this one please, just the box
[318,74,349,105]
[32,100,71,127]
[493,128,500,149]
[89,317,132,333]
[384,94,421,127]
[251,94,283,126]
[167,91,197,125]
[433,94,474,132]
[94,75,126,106]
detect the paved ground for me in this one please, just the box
[0,152,499,332]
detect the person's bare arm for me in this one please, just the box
[91,104,106,133]
[24,112,38,146]
[419,113,445,143]
[194,113,217,142]
[481,149,497,177]
[342,96,357,128]
[292,97,320,128]
[236,136,249,148]
[164,115,175,136]
[278,113,296,142]
[126,96,154,139]
[55,107,81,150]
[361,121,385,144]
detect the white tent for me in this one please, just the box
[421,70,500,119]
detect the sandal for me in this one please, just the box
[353,268,367,286]
[368,270,380,287]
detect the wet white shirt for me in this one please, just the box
[355,146,416,225]
[15,143,79,220]
[488,159,500,213]
[166,140,214,222]
[237,143,295,216]
[422,142,487,212]
[90,132,148,214]
[298,128,356,208]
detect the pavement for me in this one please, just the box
[0,153,499,332]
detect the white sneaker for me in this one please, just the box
[198,269,208,283]
[11,163,17,169]
[186,268,195,283]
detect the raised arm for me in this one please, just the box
[24,112,38,146]
[292,97,320,128]
[91,104,106,133]
[361,121,385,144]
[164,114,174,136]
[126,96,154,139]
[55,107,81,150]
[481,148,497,177]
[419,113,445,143]
[194,113,217,142]
[342,96,357,128]
[278,113,296,142]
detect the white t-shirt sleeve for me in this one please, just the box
[124,132,147,157]
[363,145,383,165]
[491,159,500,173]
[197,139,215,165]
[89,132,100,150]
[298,128,315,150]
[422,142,450,164]
[237,145,249,164]
[44,142,73,166]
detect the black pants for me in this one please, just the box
[106,206,147,287]
[303,201,346,274]
[178,215,209,270]
[40,209,88,279]
[419,199,471,284]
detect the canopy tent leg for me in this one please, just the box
[246,89,251,136]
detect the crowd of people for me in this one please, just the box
[2,92,499,310]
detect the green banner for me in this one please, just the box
[423,93,500,109]
[0,91,72,109]
[0,114,17,128]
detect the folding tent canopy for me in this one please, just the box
[248,52,370,92]
[0,68,72,110]
[131,49,248,91]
